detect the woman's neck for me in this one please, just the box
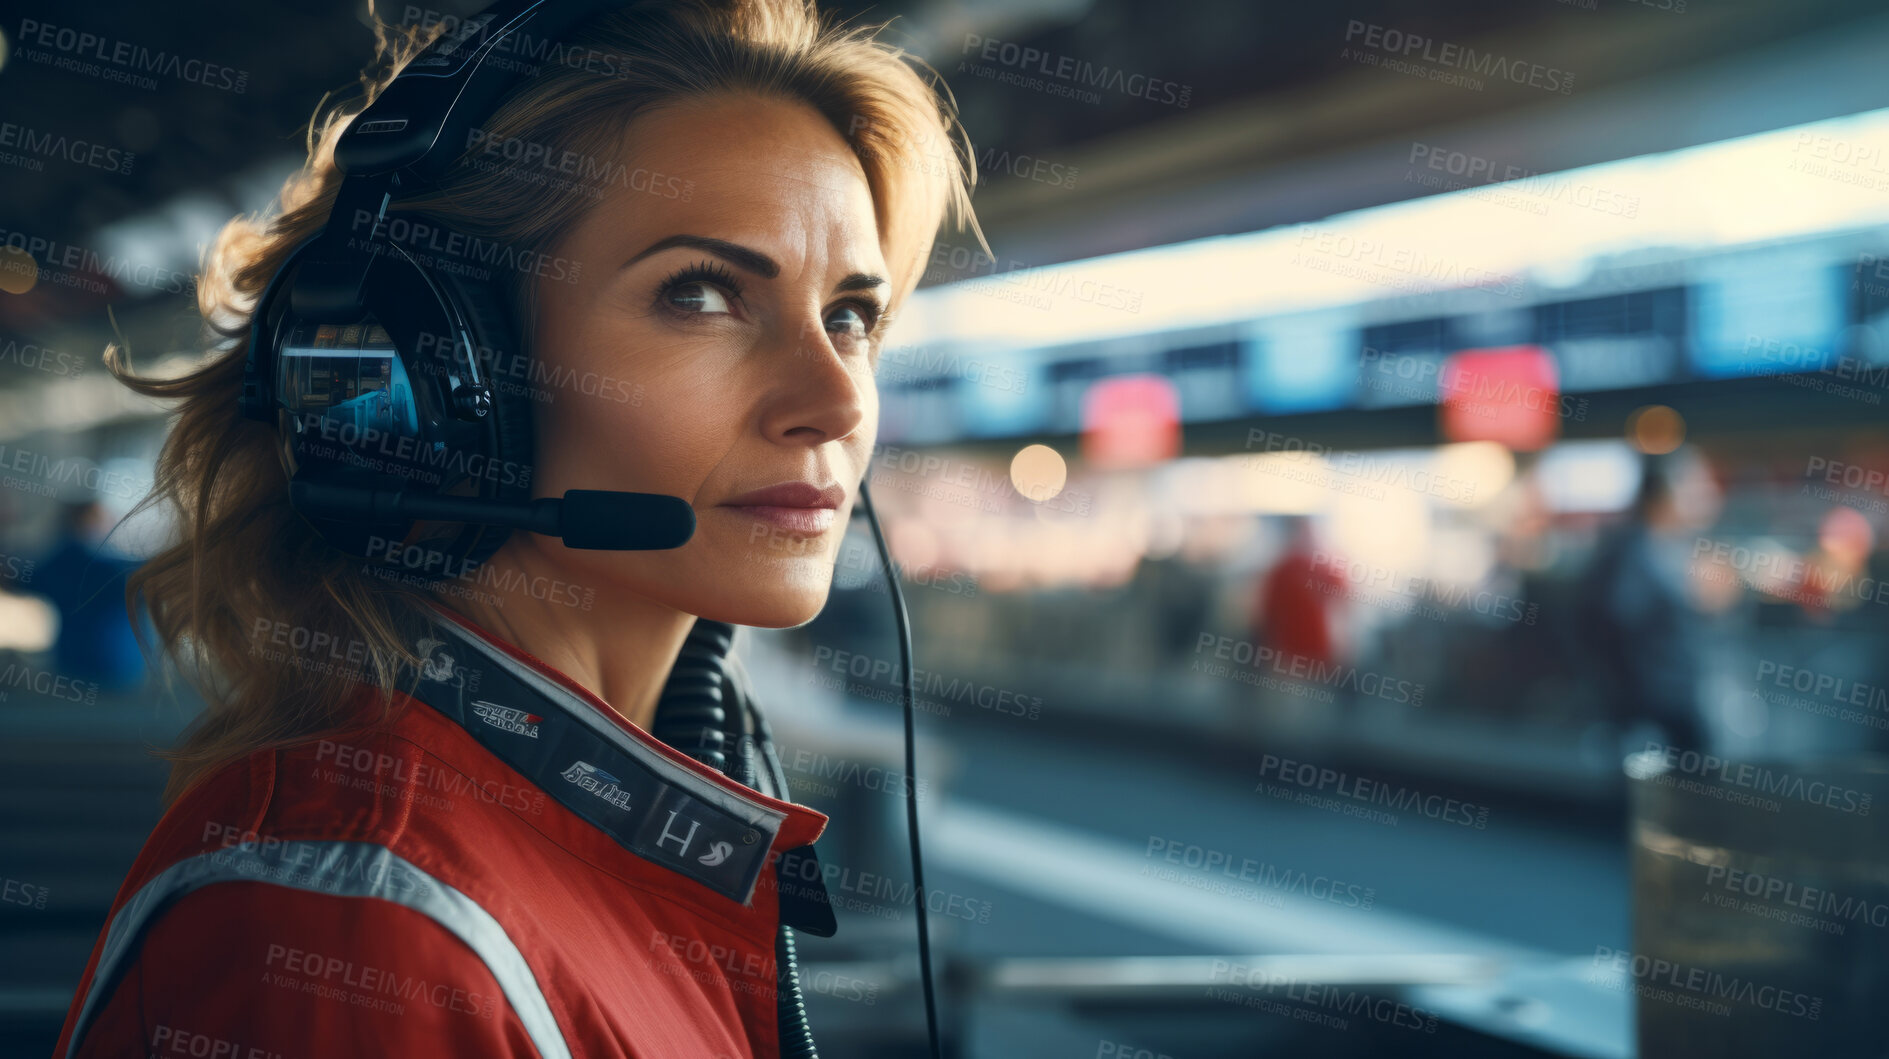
[426,535,697,733]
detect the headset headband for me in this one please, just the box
[292,0,618,321]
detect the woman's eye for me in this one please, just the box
[826,304,873,339]
[666,281,734,315]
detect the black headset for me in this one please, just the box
[238,3,943,1057]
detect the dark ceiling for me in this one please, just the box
[0,0,1883,357]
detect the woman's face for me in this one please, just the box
[524,93,887,628]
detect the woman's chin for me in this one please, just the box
[691,588,831,629]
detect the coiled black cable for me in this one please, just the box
[651,480,929,1059]
[652,617,821,1059]
[649,618,735,773]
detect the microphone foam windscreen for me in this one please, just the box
[560,490,696,550]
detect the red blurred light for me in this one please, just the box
[1439,345,1561,452]
[1081,373,1180,469]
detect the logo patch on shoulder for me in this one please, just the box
[471,700,542,738]
[562,760,634,811]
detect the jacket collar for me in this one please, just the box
[398,599,827,907]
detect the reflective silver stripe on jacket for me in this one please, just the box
[66,840,570,1059]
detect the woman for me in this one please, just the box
[52,1,982,1056]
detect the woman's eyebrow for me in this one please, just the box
[622,234,889,294]
[623,234,778,277]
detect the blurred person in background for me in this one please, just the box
[1251,515,1347,668]
[28,498,147,693]
[1577,448,1723,753]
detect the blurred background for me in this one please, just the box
[5,0,1889,1056]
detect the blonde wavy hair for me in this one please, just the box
[115,0,985,806]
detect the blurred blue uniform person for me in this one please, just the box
[31,500,148,693]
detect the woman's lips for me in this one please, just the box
[720,504,836,536]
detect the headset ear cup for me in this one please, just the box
[430,265,538,570]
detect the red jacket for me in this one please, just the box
[52,602,831,1059]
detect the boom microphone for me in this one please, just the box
[288,480,696,550]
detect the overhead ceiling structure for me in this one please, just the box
[0,0,1883,394]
